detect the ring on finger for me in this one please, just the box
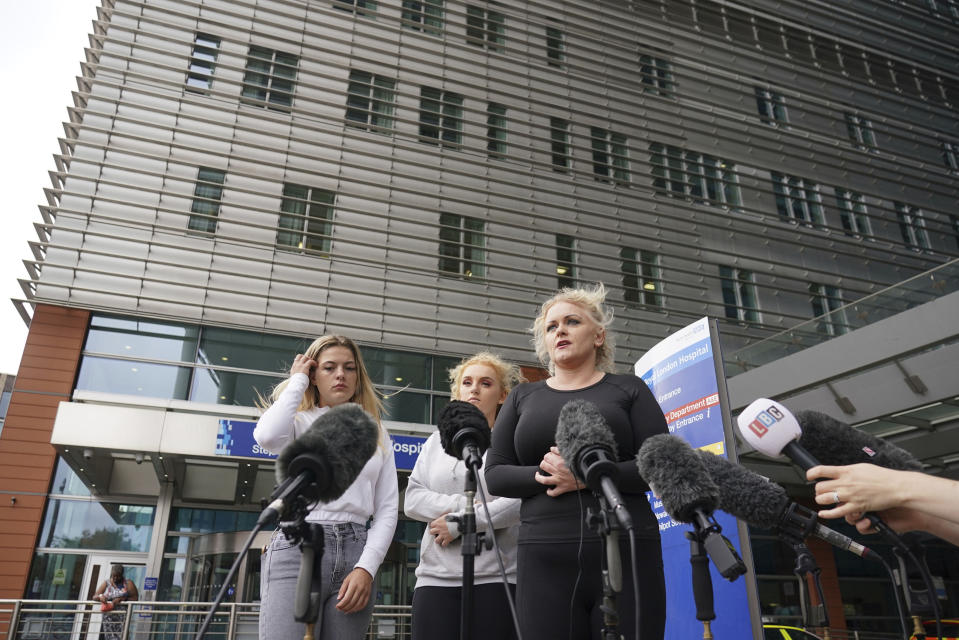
[832,490,841,504]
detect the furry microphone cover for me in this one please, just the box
[636,434,719,524]
[276,402,379,502]
[554,399,617,484]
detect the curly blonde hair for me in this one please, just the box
[448,351,525,400]
[530,282,616,375]
[268,335,383,422]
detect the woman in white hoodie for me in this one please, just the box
[405,352,524,640]
[254,335,398,640]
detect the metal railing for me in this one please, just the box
[0,600,411,640]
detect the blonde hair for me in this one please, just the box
[268,335,384,422]
[531,282,616,375]
[448,351,525,400]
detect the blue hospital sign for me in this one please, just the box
[216,419,427,470]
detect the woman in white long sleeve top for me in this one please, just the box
[254,335,398,640]
[404,352,524,640]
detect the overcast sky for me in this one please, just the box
[0,0,101,373]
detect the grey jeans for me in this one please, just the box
[259,522,375,640]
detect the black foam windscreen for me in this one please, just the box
[436,400,491,460]
[695,449,790,529]
[275,403,379,502]
[636,434,719,523]
[796,410,923,471]
[555,399,618,484]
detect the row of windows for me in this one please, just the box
[77,314,463,421]
[185,32,959,193]
[330,0,959,116]
[641,0,959,108]
[183,158,949,284]
[753,84,958,171]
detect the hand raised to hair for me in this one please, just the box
[290,353,315,378]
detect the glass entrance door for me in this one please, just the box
[79,555,146,640]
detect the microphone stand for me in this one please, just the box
[448,457,490,640]
[686,531,715,640]
[586,499,622,640]
[788,540,829,632]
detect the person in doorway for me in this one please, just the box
[405,351,525,640]
[485,283,668,640]
[93,564,138,640]
[254,335,398,640]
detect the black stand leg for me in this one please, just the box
[687,533,716,640]
[587,505,621,640]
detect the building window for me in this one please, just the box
[466,5,505,51]
[402,0,443,35]
[419,87,463,146]
[755,86,788,126]
[438,213,485,278]
[345,70,396,131]
[639,54,674,97]
[240,46,298,111]
[621,248,663,307]
[487,103,508,158]
[550,118,571,171]
[186,33,220,92]
[951,215,959,251]
[650,144,741,208]
[927,0,959,19]
[333,0,377,16]
[771,172,824,228]
[276,184,335,253]
[719,266,759,323]
[835,190,872,239]
[845,113,877,150]
[187,168,225,234]
[591,127,630,185]
[556,234,576,289]
[942,141,959,172]
[809,283,847,336]
[896,203,931,251]
[546,25,565,67]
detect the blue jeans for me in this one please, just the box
[259,523,375,640]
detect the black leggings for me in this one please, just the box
[411,583,518,640]
[516,537,666,640]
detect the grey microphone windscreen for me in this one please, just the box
[636,434,719,523]
[796,410,922,471]
[696,449,790,529]
[276,403,379,502]
[555,399,617,484]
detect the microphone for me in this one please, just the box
[695,448,879,561]
[555,399,633,531]
[636,434,746,580]
[795,410,923,472]
[258,403,380,526]
[736,398,820,470]
[437,400,491,470]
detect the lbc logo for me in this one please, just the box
[747,405,785,438]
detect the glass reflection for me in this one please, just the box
[50,458,92,497]
[382,391,431,423]
[363,347,430,389]
[198,327,308,372]
[431,355,461,391]
[39,500,155,552]
[84,315,199,362]
[190,367,282,406]
[77,357,192,400]
[24,552,87,599]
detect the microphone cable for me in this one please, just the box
[474,478,524,640]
